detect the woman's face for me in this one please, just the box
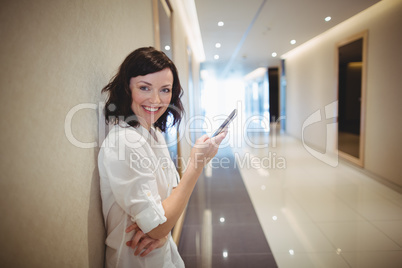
[129,68,173,130]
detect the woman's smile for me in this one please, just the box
[142,105,161,113]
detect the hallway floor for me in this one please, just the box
[179,132,402,267]
[235,133,402,267]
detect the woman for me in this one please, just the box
[98,47,226,267]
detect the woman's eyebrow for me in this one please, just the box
[137,81,152,86]
[137,81,172,88]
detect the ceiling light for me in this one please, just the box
[218,21,224,27]
[325,16,331,22]
[215,43,221,48]
[272,52,277,57]
[214,55,219,60]
[164,45,171,51]
[290,39,296,45]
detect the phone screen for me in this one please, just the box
[211,109,237,137]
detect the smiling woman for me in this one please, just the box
[102,47,183,133]
[98,47,227,267]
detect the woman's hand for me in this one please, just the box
[189,131,227,172]
[125,223,168,257]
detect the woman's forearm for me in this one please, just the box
[146,133,225,239]
[146,161,203,239]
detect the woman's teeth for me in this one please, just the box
[143,106,159,112]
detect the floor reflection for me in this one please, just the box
[178,147,278,268]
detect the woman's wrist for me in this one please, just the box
[187,155,206,174]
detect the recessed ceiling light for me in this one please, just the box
[215,43,221,48]
[325,16,331,22]
[164,45,171,51]
[290,39,296,45]
[214,55,220,60]
[218,21,224,26]
[272,52,277,57]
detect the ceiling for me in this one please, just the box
[194,0,381,79]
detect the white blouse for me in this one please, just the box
[98,122,184,268]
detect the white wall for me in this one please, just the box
[284,0,402,187]
[0,0,154,266]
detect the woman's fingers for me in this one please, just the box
[130,229,144,249]
[134,240,150,256]
[125,222,141,247]
[193,134,210,148]
[125,223,139,233]
[198,134,210,143]
[189,130,228,171]
[211,130,227,145]
[134,237,155,256]
[127,233,168,257]
[140,241,159,257]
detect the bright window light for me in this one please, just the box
[252,82,259,101]
[201,77,245,131]
[200,70,209,80]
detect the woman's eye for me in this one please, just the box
[161,88,171,93]
[140,86,149,91]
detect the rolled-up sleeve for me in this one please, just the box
[102,141,167,234]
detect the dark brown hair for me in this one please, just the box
[101,47,184,132]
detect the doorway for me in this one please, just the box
[337,31,367,166]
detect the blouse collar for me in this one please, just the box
[118,121,159,144]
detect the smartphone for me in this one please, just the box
[211,109,237,137]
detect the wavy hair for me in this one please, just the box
[101,47,184,132]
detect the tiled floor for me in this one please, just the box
[178,146,277,267]
[234,133,402,268]
[179,132,402,267]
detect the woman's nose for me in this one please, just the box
[149,91,161,104]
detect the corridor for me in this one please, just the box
[179,132,402,267]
